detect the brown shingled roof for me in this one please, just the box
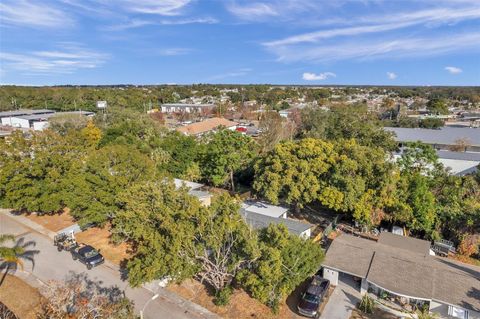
[177,117,238,136]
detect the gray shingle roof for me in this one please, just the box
[385,127,480,147]
[239,209,313,236]
[323,234,480,311]
[377,232,430,255]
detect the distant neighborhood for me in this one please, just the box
[0,85,479,319]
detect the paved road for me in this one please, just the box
[320,274,361,319]
[0,212,218,319]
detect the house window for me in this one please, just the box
[448,305,469,319]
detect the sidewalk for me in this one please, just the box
[1,209,220,319]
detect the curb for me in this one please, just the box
[1,210,221,319]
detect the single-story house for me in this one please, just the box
[161,103,215,114]
[322,233,480,319]
[173,178,212,206]
[177,117,238,136]
[239,209,313,239]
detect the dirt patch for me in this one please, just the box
[25,209,75,232]
[0,275,43,319]
[75,225,132,266]
[168,278,309,319]
[350,308,400,319]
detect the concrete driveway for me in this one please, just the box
[320,274,361,319]
[0,211,218,319]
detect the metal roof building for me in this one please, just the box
[239,209,313,238]
[385,127,480,150]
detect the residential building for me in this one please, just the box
[242,200,288,218]
[385,127,480,151]
[239,209,313,239]
[173,178,212,206]
[322,233,480,319]
[161,103,215,114]
[177,117,238,136]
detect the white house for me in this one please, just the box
[161,103,215,114]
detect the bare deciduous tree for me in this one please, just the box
[38,272,135,319]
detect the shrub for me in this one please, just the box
[359,294,375,314]
[213,286,233,306]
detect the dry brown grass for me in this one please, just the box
[0,275,43,319]
[75,225,132,266]
[25,209,75,232]
[167,278,330,319]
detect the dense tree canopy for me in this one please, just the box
[238,224,324,312]
[300,104,397,151]
[201,129,256,191]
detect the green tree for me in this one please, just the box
[253,138,337,210]
[158,131,202,178]
[201,129,256,191]
[0,130,88,213]
[300,104,397,151]
[426,98,448,115]
[397,142,440,175]
[238,224,324,312]
[114,182,258,297]
[67,145,155,226]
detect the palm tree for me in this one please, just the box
[0,234,38,286]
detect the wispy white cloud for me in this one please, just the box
[227,2,278,20]
[209,68,252,80]
[119,0,192,16]
[445,66,463,74]
[159,17,218,25]
[268,32,480,63]
[0,0,73,28]
[387,72,397,79]
[103,16,217,31]
[0,43,108,75]
[226,0,329,22]
[157,48,193,56]
[302,72,336,81]
[264,6,480,47]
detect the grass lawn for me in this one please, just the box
[75,224,132,266]
[0,275,43,319]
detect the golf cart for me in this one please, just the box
[53,232,78,252]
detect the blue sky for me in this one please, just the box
[1,0,479,86]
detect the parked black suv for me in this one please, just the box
[297,276,330,318]
[71,244,104,270]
